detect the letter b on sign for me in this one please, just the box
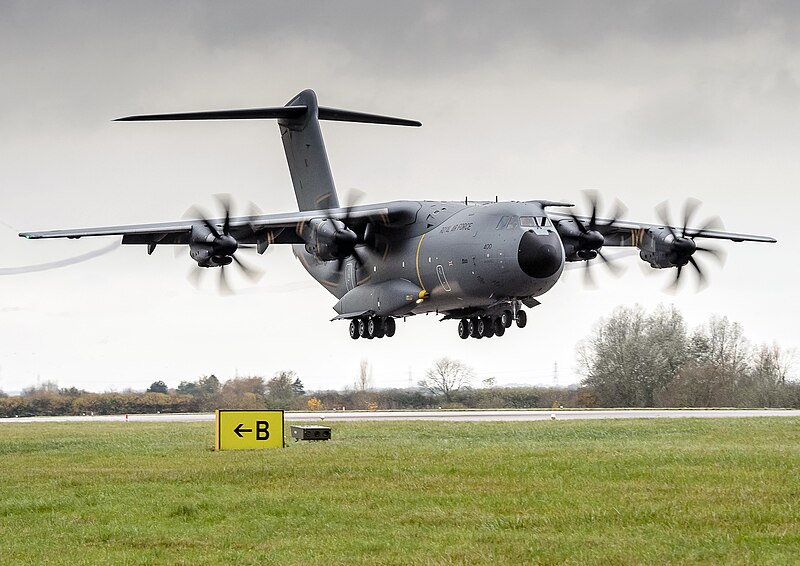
[256,420,270,440]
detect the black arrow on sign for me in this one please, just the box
[234,423,252,438]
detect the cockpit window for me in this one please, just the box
[496,216,509,230]
[519,216,552,228]
[506,215,519,230]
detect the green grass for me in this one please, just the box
[1,418,798,565]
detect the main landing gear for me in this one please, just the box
[349,316,397,340]
[457,309,527,339]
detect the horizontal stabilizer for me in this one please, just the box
[317,107,420,127]
[116,106,421,127]
[114,106,307,122]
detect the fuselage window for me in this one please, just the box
[496,216,509,230]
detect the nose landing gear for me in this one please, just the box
[349,316,396,340]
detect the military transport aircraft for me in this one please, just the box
[20,89,776,340]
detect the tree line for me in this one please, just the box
[1,304,796,416]
[577,304,797,407]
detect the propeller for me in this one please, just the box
[569,191,627,287]
[184,194,265,294]
[655,198,727,291]
[328,189,391,276]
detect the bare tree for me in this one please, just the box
[418,358,473,401]
[687,315,751,406]
[579,304,689,407]
[355,358,373,392]
[750,343,796,407]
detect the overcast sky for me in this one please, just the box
[0,1,796,393]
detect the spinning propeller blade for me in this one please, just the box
[655,198,727,292]
[184,194,265,294]
[572,190,627,287]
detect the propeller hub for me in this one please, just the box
[583,230,605,251]
[672,236,696,257]
[334,228,358,248]
[215,234,238,257]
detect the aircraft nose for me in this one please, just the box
[518,231,562,279]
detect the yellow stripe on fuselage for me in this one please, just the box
[415,233,427,292]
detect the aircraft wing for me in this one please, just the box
[19,204,402,247]
[547,212,777,245]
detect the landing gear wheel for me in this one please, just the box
[384,317,396,338]
[373,317,386,339]
[476,317,487,339]
[493,318,506,337]
[481,316,495,338]
[469,317,481,339]
[359,318,369,338]
[458,319,469,339]
[366,317,376,339]
[502,310,514,328]
[516,309,527,329]
[349,320,360,340]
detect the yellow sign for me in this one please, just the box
[214,410,285,450]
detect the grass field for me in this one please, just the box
[1,418,798,565]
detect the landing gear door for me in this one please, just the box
[345,261,356,291]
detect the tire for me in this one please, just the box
[516,309,527,329]
[502,309,513,328]
[458,319,469,339]
[373,317,385,339]
[469,318,480,338]
[349,320,360,340]
[476,317,486,338]
[481,316,494,338]
[493,318,505,337]
[367,317,376,339]
[359,318,369,338]
[384,317,396,337]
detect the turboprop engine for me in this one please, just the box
[637,227,696,269]
[299,218,358,261]
[189,224,237,267]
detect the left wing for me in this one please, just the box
[19,204,402,249]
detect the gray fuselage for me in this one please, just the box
[293,200,565,318]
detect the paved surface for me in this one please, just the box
[2,409,799,424]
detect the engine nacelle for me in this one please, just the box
[555,218,604,261]
[299,218,357,262]
[189,225,237,268]
[638,227,696,269]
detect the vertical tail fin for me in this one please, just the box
[278,89,339,211]
[114,89,421,212]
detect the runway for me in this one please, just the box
[2,408,799,424]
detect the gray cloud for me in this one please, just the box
[0,1,795,391]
